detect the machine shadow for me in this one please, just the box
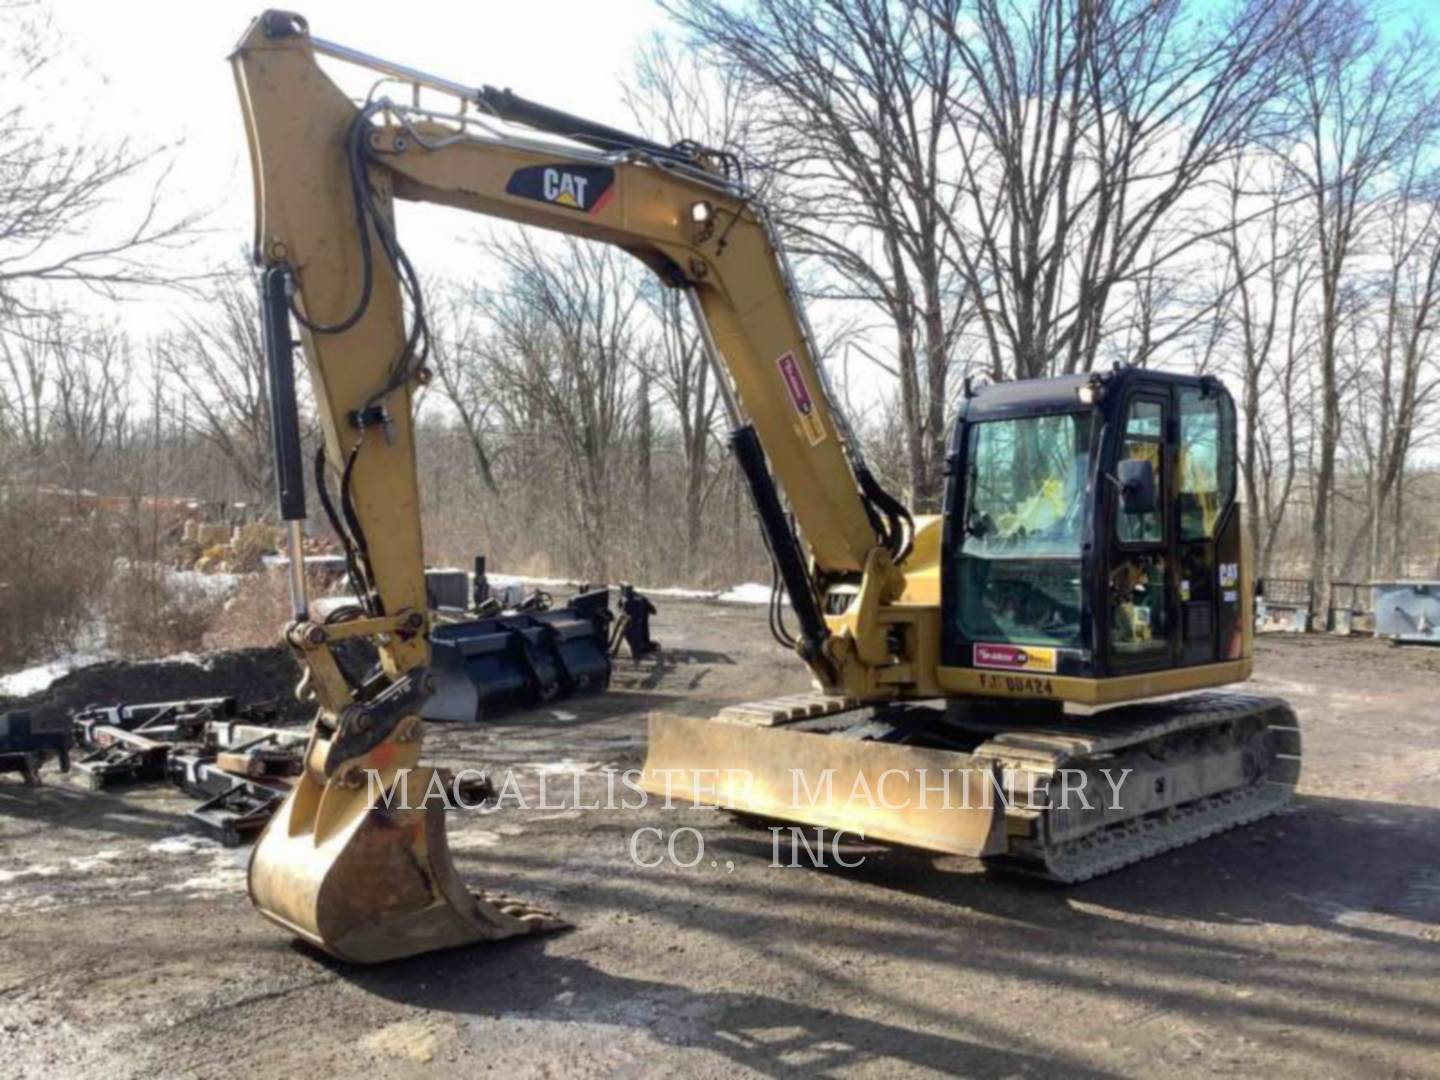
[618,646,737,666]
[0,781,191,841]
[610,648,738,693]
[340,945,1117,1079]
[289,791,1440,1075]
[708,792,1440,948]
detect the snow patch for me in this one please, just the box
[148,834,219,856]
[0,648,212,699]
[613,581,778,605]
[486,572,578,591]
[162,867,244,893]
[641,586,717,601]
[441,567,783,608]
[165,569,241,597]
[447,830,503,849]
[67,849,126,872]
[0,653,112,697]
[138,652,212,670]
[716,582,778,605]
[528,760,602,775]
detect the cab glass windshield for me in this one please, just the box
[962,412,1093,557]
[956,411,1093,648]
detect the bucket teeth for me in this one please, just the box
[481,892,569,931]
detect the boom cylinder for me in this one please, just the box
[728,424,830,666]
[260,266,309,619]
[261,266,306,523]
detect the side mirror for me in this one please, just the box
[1117,458,1158,515]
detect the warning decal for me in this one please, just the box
[973,643,1058,674]
[777,351,827,446]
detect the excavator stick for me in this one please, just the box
[641,712,1006,857]
[248,680,564,964]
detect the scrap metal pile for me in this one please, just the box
[0,567,659,845]
[71,697,305,845]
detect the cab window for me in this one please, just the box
[1177,387,1235,540]
[1116,398,1163,544]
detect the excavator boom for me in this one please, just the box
[232,10,992,962]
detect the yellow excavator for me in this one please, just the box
[233,12,1300,963]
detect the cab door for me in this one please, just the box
[1174,383,1238,666]
[1104,388,1176,673]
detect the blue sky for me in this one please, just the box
[1380,0,1440,31]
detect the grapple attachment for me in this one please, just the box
[248,670,564,963]
[640,712,1006,857]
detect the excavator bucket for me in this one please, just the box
[248,682,564,963]
[640,712,1006,857]
[422,590,614,724]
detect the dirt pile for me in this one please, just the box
[0,646,308,732]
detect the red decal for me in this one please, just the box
[589,184,615,215]
[777,352,813,414]
[974,644,1030,670]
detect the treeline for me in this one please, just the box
[5,0,1440,666]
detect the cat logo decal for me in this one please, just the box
[506,164,616,214]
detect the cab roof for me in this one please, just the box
[959,367,1222,421]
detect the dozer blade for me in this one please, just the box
[641,713,1006,857]
[248,675,564,964]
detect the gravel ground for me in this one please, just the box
[1,600,1438,1078]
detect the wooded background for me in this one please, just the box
[4,0,1440,669]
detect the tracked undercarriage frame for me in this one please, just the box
[652,691,1301,882]
[961,693,1301,882]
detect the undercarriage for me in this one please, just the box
[647,691,1301,882]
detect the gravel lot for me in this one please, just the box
[2,598,1438,1078]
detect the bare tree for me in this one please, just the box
[430,283,501,497]
[911,0,1315,381]
[478,233,645,581]
[0,2,198,316]
[0,316,52,460]
[665,0,972,510]
[154,271,274,508]
[1215,154,1315,575]
[1286,4,1440,613]
[50,322,131,477]
[626,36,736,573]
[1255,296,1308,575]
[1342,153,1440,579]
[648,282,724,574]
[0,308,130,479]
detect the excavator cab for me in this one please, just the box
[941,368,1248,697]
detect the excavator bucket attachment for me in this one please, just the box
[248,675,564,964]
[640,713,1006,857]
[422,590,614,723]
